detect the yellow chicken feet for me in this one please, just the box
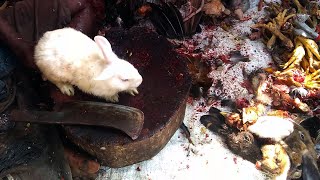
[281,39,305,69]
[252,10,295,50]
[305,69,320,89]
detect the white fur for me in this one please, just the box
[248,116,294,142]
[34,28,142,102]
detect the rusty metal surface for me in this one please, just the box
[61,27,191,167]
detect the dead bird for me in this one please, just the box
[200,107,262,163]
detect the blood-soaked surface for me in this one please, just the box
[59,27,191,144]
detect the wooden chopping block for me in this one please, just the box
[53,27,191,167]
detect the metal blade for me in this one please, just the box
[10,101,144,140]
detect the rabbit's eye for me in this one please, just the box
[299,131,305,140]
[121,79,129,82]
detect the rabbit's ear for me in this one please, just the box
[94,36,118,63]
[94,68,113,81]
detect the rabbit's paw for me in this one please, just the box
[126,88,139,96]
[106,94,119,102]
[57,83,74,96]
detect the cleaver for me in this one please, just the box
[10,101,144,140]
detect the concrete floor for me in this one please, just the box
[98,1,281,179]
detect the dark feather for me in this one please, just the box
[192,0,203,35]
[181,0,203,36]
[164,2,185,38]
[156,3,179,38]
[229,51,250,63]
[180,122,194,144]
[148,3,175,37]
[189,12,202,35]
[148,1,185,39]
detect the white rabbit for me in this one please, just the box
[34,27,143,102]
